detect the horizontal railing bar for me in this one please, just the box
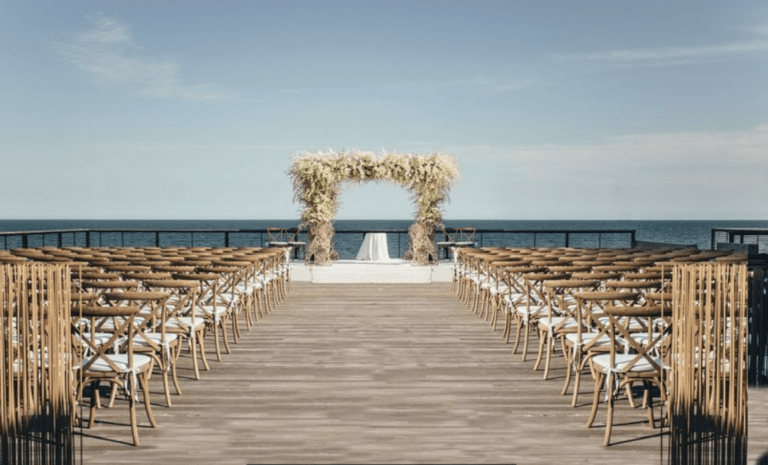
[0,228,638,237]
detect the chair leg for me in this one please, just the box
[561,340,574,396]
[511,315,523,354]
[533,329,547,370]
[543,335,555,379]
[171,344,183,395]
[139,373,158,428]
[87,381,101,429]
[198,330,211,371]
[604,386,616,446]
[211,320,222,362]
[522,321,536,362]
[161,364,172,407]
[572,355,587,407]
[502,309,512,342]
[586,371,605,428]
[222,317,232,354]
[231,310,240,343]
[129,392,139,446]
[626,383,637,408]
[190,335,200,380]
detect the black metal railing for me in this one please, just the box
[0,228,637,259]
[711,227,768,255]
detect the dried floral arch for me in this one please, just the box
[289,150,459,265]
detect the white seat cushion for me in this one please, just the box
[591,353,661,373]
[80,353,153,373]
[564,331,612,347]
[132,332,179,347]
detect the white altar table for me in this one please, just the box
[355,233,390,262]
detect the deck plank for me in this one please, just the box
[77,282,768,464]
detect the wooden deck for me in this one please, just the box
[78,282,768,464]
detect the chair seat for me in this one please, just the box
[515,303,546,316]
[80,353,153,373]
[631,332,662,347]
[132,332,179,347]
[490,284,508,295]
[564,331,612,347]
[96,316,147,332]
[167,317,206,332]
[591,353,661,373]
[198,304,229,318]
[596,316,645,332]
[538,316,578,331]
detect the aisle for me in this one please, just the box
[79,282,672,464]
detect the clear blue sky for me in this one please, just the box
[1,0,766,220]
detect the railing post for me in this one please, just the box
[85,231,91,247]
[565,232,569,248]
[22,234,28,249]
[225,232,230,247]
[57,232,62,247]
[155,232,160,247]
[121,232,125,246]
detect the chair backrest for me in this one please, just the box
[102,291,171,351]
[266,228,287,243]
[73,305,141,374]
[143,280,200,331]
[601,305,665,374]
[456,228,476,243]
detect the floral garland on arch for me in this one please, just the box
[289,149,460,265]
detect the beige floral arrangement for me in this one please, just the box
[289,150,459,265]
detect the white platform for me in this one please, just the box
[290,259,453,283]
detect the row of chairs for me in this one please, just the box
[0,245,292,446]
[451,245,745,445]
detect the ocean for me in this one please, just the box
[2,219,767,259]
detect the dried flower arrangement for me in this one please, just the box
[289,150,459,264]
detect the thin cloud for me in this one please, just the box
[552,25,768,68]
[448,123,768,169]
[437,75,534,93]
[55,15,231,102]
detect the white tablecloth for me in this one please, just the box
[355,233,390,262]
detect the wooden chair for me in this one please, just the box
[287,224,307,261]
[537,279,600,381]
[436,225,457,260]
[73,305,157,446]
[102,290,180,407]
[568,291,640,407]
[585,305,666,446]
[143,279,208,380]
[266,227,289,248]
[453,227,477,248]
[182,272,232,362]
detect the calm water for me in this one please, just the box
[1,219,767,259]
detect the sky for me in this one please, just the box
[1,0,766,221]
